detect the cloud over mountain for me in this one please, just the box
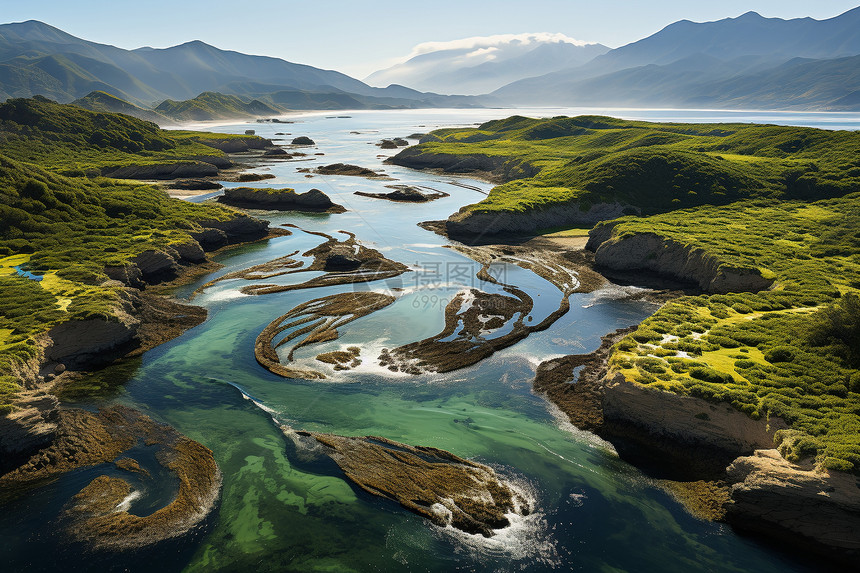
[365,33,608,95]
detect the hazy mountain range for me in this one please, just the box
[2,8,860,114]
[492,8,860,110]
[0,20,482,112]
[365,33,609,95]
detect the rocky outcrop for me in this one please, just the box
[355,185,449,202]
[444,201,628,237]
[193,155,233,169]
[387,148,538,183]
[217,187,345,213]
[1,406,222,551]
[45,318,140,366]
[587,228,774,294]
[726,450,860,562]
[291,136,315,145]
[536,330,860,564]
[602,374,788,454]
[102,161,219,180]
[197,137,272,152]
[301,432,530,536]
[44,287,141,367]
[313,163,387,178]
[173,179,223,191]
[0,393,58,472]
[191,214,270,251]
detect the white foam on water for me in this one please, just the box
[543,399,618,456]
[429,474,560,567]
[114,490,142,513]
[202,288,249,303]
[581,284,651,308]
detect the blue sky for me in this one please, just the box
[3,0,859,77]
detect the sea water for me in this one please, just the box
[3,108,856,572]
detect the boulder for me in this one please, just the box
[323,254,362,271]
[217,188,344,213]
[173,179,222,191]
[291,136,315,145]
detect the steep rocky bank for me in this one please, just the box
[445,201,628,237]
[536,328,860,564]
[1,211,270,467]
[386,147,538,184]
[586,223,774,294]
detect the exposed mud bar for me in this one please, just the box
[378,242,601,374]
[234,385,532,537]
[0,406,221,551]
[302,432,530,537]
[354,184,450,203]
[201,226,409,296]
[255,291,395,379]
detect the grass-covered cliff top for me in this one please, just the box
[0,96,264,174]
[408,115,860,215]
[594,194,860,473]
[0,99,262,413]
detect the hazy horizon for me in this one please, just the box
[3,0,859,78]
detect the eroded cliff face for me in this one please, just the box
[587,227,774,294]
[726,450,860,560]
[601,374,860,561]
[446,202,628,237]
[387,147,538,182]
[602,373,787,454]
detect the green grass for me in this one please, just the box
[409,115,860,215]
[0,95,263,174]
[601,194,860,473]
[154,92,282,121]
[0,98,260,411]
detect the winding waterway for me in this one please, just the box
[4,108,858,572]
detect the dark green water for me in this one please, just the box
[3,109,846,572]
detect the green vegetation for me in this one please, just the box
[0,98,259,412]
[154,92,283,121]
[420,114,860,473]
[600,195,860,473]
[412,115,860,215]
[71,91,169,124]
[0,96,261,174]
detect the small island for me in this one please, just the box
[217,187,346,212]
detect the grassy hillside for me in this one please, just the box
[404,115,860,216]
[154,91,283,121]
[0,96,262,173]
[595,195,860,473]
[0,98,271,412]
[72,90,169,124]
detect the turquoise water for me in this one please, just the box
[3,109,855,572]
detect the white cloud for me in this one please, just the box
[408,32,595,58]
[464,46,500,60]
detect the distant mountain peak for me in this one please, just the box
[735,11,764,20]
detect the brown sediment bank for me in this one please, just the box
[354,184,449,203]
[255,291,395,380]
[378,240,601,374]
[0,406,221,551]
[237,227,408,295]
[304,432,529,536]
